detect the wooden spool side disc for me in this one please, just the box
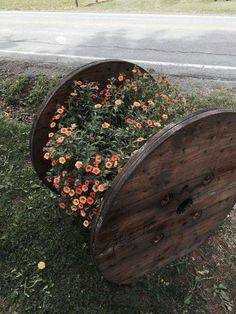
[91,109,236,284]
[30,60,152,191]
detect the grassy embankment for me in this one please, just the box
[0,0,236,15]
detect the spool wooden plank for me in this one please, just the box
[91,109,236,284]
[30,60,152,191]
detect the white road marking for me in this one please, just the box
[0,11,236,19]
[0,49,236,71]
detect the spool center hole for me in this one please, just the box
[176,198,193,215]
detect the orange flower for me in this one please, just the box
[133,101,141,107]
[105,161,113,169]
[162,114,168,121]
[85,165,93,172]
[75,161,83,169]
[78,203,84,209]
[46,141,52,147]
[57,108,64,114]
[75,187,82,195]
[59,157,66,164]
[95,103,102,109]
[69,189,75,197]
[95,155,102,163]
[82,185,88,192]
[65,130,72,137]
[63,186,70,194]
[137,137,145,142]
[56,136,64,143]
[166,99,171,105]
[102,122,110,129]
[79,196,87,204]
[48,132,54,138]
[60,128,67,134]
[135,122,142,129]
[59,202,66,209]
[43,152,50,160]
[126,118,133,124]
[87,197,94,205]
[70,92,77,97]
[118,75,124,81]
[147,119,153,126]
[115,99,122,106]
[142,105,148,112]
[37,261,46,270]
[50,122,56,128]
[80,210,86,217]
[54,114,61,120]
[111,155,119,162]
[72,198,80,206]
[71,205,78,212]
[92,185,99,192]
[154,121,161,127]
[95,180,100,185]
[98,184,106,192]
[54,176,60,184]
[83,220,90,228]
[51,159,57,166]
[92,167,100,175]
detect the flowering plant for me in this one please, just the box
[43,68,191,228]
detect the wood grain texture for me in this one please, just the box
[91,109,236,284]
[30,60,152,191]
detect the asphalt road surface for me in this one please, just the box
[0,11,236,80]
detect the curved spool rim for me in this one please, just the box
[30,59,153,191]
[91,108,236,284]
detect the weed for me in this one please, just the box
[206,284,234,313]
[27,75,59,109]
[0,75,29,106]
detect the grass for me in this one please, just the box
[0,0,236,15]
[0,74,235,313]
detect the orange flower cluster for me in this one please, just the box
[43,69,189,229]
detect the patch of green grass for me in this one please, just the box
[0,115,221,314]
[27,75,59,111]
[0,0,235,15]
[0,74,59,114]
[0,75,29,106]
[0,77,235,313]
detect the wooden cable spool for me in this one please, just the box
[30,60,236,284]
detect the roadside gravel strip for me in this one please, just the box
[1,59,236,97]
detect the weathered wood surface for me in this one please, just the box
[91,109,236,284]
[30,60,152,191]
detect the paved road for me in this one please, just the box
[0,11,236,80]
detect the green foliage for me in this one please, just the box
[0,75,29,106]
[44,71,192,226]
[0,74,59,109]
[27,75,59,109]
[207,284,234,313]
